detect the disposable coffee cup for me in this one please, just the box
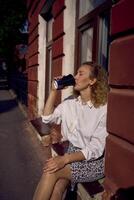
[53,74,75,90]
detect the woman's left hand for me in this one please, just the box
[43,155,66,173]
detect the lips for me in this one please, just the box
[75,82,80,86]
[74,83,80,89]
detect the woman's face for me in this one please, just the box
[74,65,95,92]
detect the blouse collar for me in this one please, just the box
[76,96,93,108]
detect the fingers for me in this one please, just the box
[43,156,65,173]
[46,157,54,162]
[54,76,63,80]
[45,158,56,168]
[43,156,64,174]
[44,166,58,174]
[44,157,57,172]
[43,163,58,173]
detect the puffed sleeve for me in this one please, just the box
[80,110,108,161]
[41,103,63,125]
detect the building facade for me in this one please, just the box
[26,0,134,197]
[105,0,134,195]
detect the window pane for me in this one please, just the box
[47,18,53,42]
[98,15,109,69]
[48,48,52,93]
[79,0,106,18]
[81,27,93,64]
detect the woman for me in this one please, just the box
[33,61,109,200]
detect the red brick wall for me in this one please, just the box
[104,0,134,195]
[105,135,134,191]
[111,0,134,35]
[27,0,65,119]
[27,0,46,119]
[51,0,65,105]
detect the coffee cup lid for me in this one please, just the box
[53,80,58,89]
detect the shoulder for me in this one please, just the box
[62,95,76,104]
[59,95,77,109]
[56,95,76,110]
[101,103,107,111]
[99,104,107,119]
[95,103,107,117]
[63,95,76,101]
[98,103,107,110]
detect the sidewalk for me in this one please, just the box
[0,89,50,200]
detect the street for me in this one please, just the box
[0,88,48,200]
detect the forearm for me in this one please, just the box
[43,89,58,115]
[44,151,86,173]
[64,151,86,165]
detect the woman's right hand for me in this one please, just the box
[51,80,57,91]
[51,76,64,91]
[43,155,66,173]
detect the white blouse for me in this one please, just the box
[42,97,108,161]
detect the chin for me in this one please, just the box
[74,86,81,92]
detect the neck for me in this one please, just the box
[80,88,91,103]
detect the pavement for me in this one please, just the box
[0,85,51,200]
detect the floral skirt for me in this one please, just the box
[67,143,105,186]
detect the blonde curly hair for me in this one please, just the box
[74,61,109,108]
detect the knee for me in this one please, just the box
[51,184,65,199]
[54,183,65,195]
[42,171,57,182]
[53,179,69,196]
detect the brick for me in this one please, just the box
[28,80,38,97]
[29,26,38,44]
[28,94,38,119]
[28,0,39,17]
[28,66,38,80]
[111,0,134,35]
[107,89,134,144]
[53,12,64,40]
[109,35,134,86]
[52,37,63,59]
[29,16,39,33]
[28,39,39,58]
[28,54,38,67]
[52,57,62,76]
[105,135,134,189]
[34,0,46,17]
[52,0,65,18]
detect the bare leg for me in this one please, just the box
[33,165,71,200]
[33,172,56,200]
[50,178,69,200]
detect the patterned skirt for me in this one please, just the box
[66,143,105,186]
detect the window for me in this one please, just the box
[47,18,53,42]
[45,17,53,100]
[81,26,93,63]
[75,0,112,70]
[40,0,54,101]
[98,14,109,70]
[79,0,107,18]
